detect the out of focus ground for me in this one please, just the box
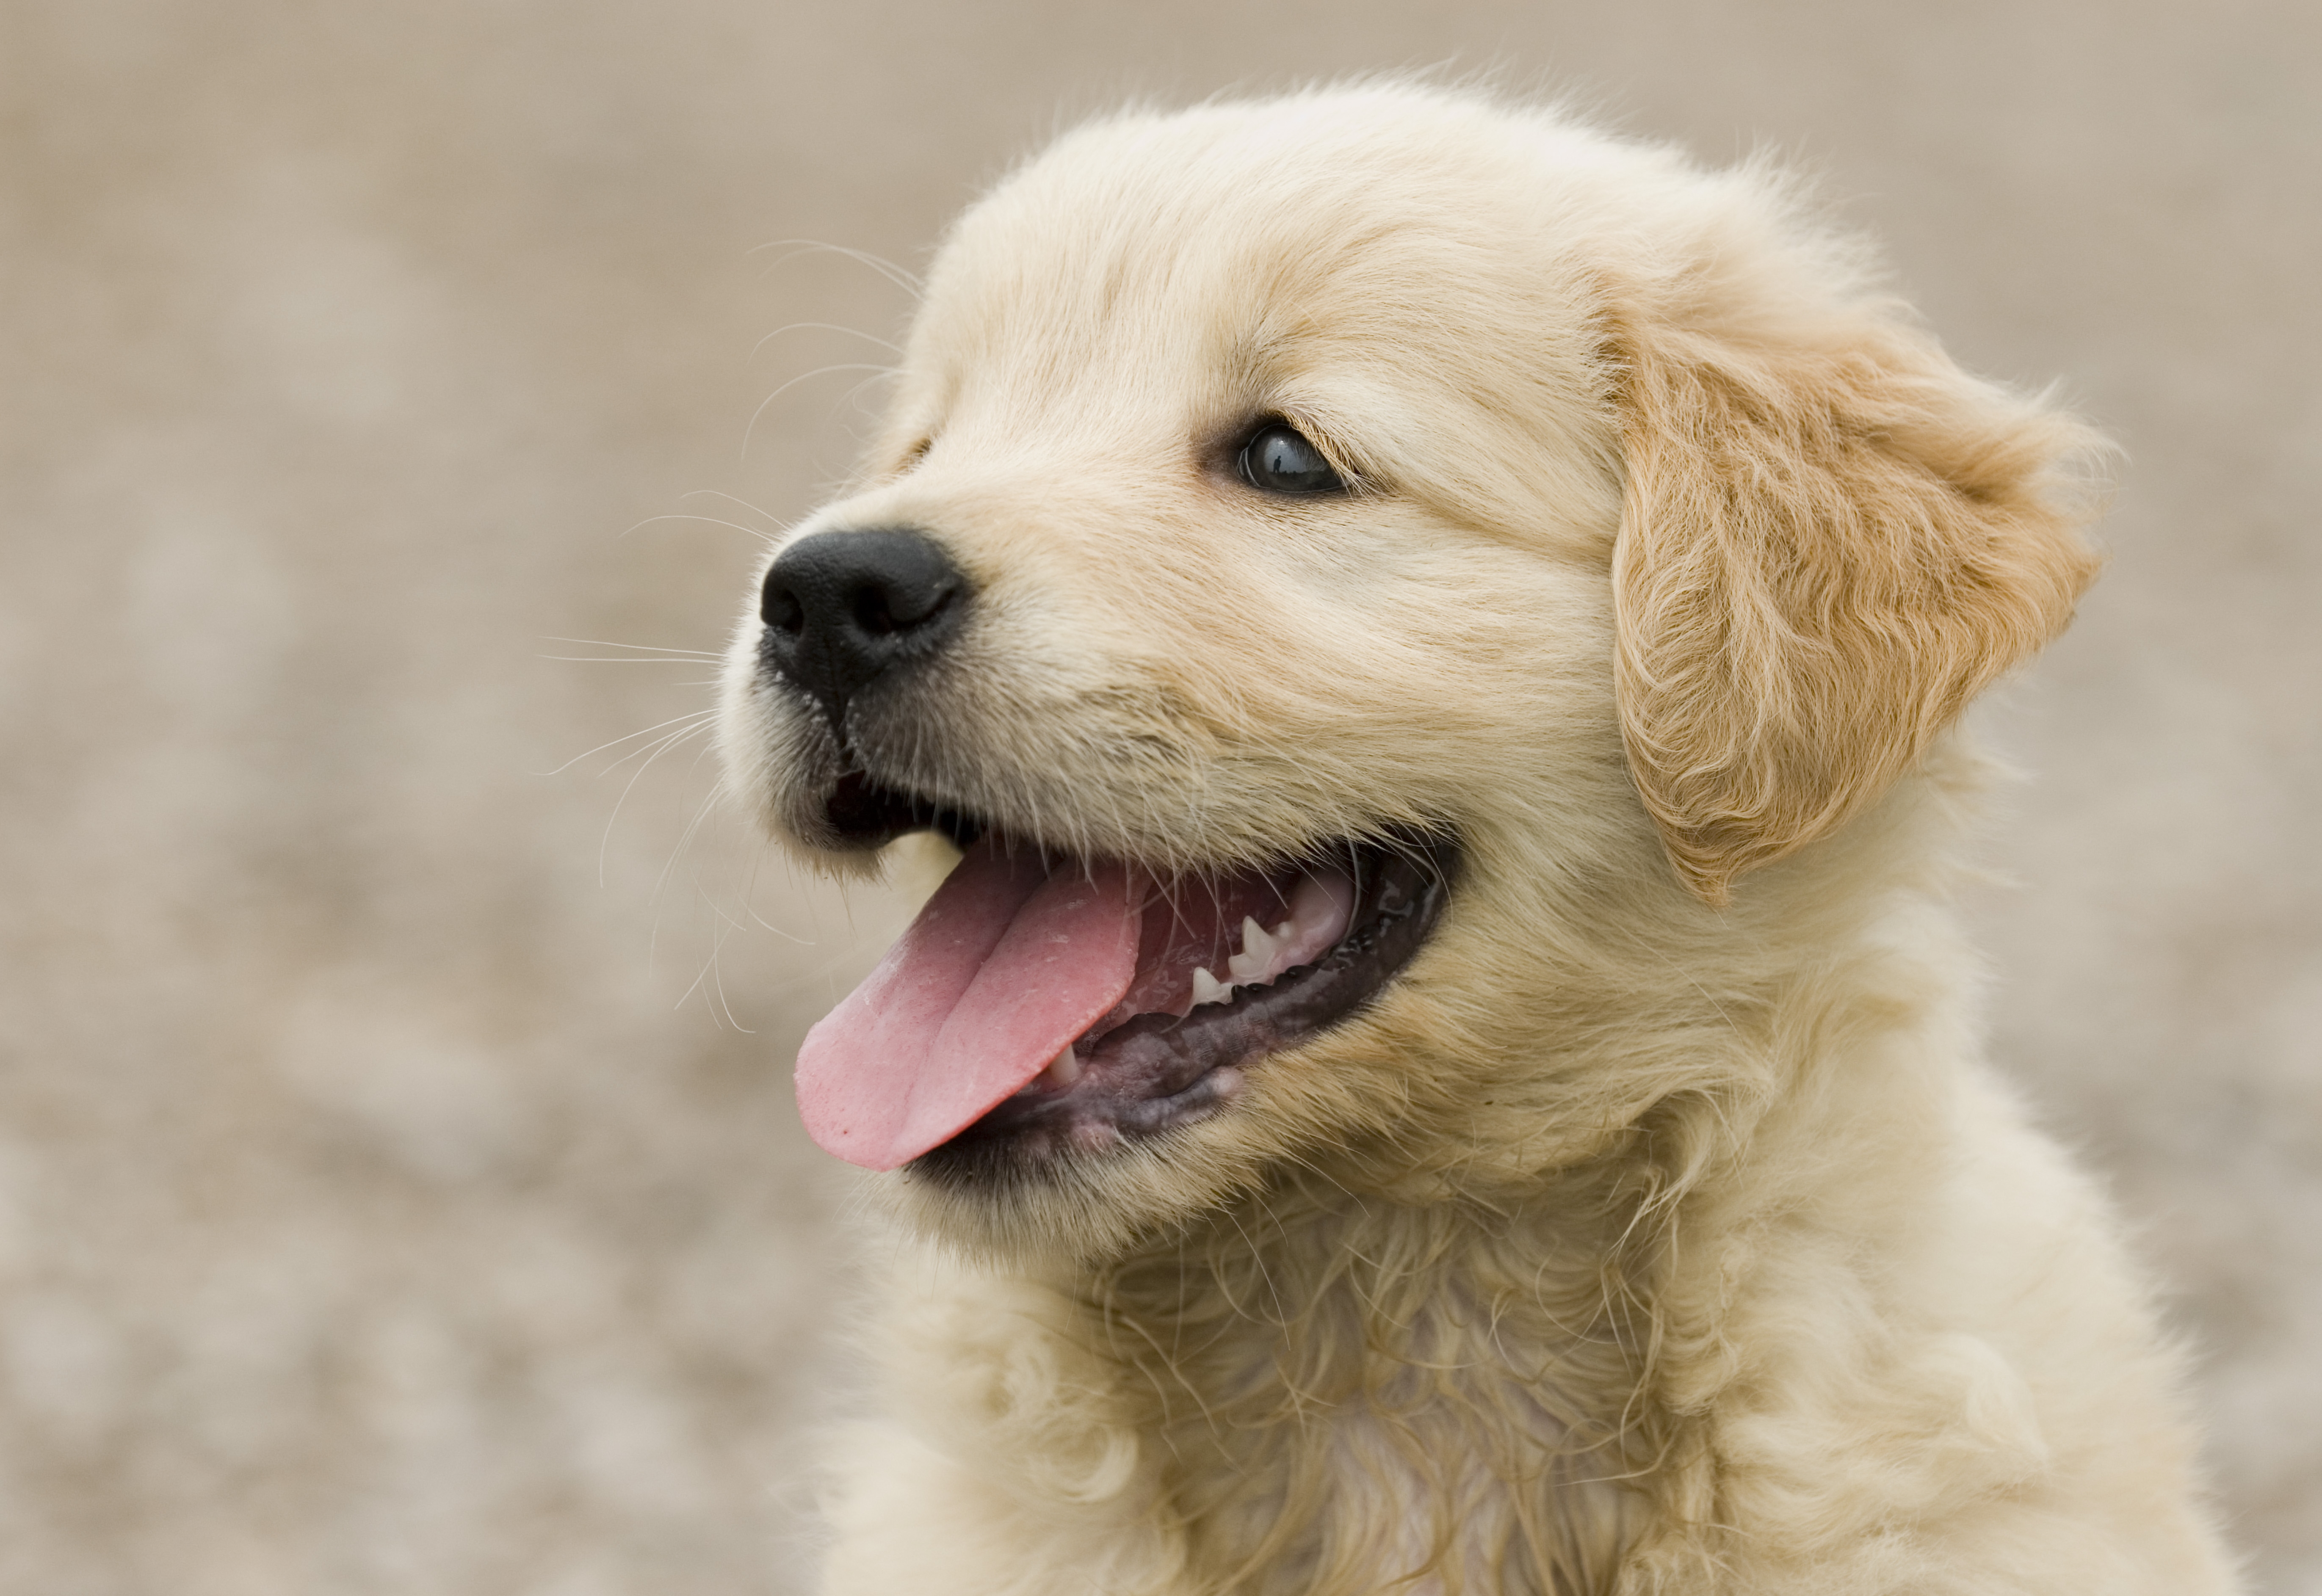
[4,2,2316,1590]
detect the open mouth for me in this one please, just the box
[794,777,1458,1177]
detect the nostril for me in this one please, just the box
[849,579,954,637]
[851,584,896,636]
[756,527,970,716]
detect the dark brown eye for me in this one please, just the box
[1238,423,1344,494]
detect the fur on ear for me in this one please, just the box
[1606,271,2107,906]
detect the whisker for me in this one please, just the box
[836,369,902,416]
[752,321,906,359]
[671,925,728,1018]
[710,885,813,947]
[594,716,715,781]
[749,238,926,299]
[596,720,713,886]
[620,511,779,546]
[679,487,795,530]
[742,364,899,462]
[541,635,721,657]
[651,773,727,907]
[541,709,717,777]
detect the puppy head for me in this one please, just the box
[719,86,2101,1258]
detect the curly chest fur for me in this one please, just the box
[860,1192,1648,1596]
[1135,1204,1648,1595]
[1159,1347,1643,1596]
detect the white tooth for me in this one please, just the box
[1191,967,1233,1007]
[1226,915,1277,984]
[1042,1045,1082,1087]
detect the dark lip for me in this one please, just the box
[906,829,1460,1188]
[822,769,984,850]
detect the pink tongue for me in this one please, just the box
[795,840,1144,1170]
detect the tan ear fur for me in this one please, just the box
[1609,292,2106,906]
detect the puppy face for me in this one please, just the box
[720,88,2099,1257]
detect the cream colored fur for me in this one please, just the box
[719,84,2238,1594]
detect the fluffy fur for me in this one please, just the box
[719,84,2237,1594]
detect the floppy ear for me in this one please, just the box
[1608,298,2106,906]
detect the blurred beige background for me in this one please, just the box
[4,0,2316,1590]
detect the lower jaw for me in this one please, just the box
[909,833,1458,1187]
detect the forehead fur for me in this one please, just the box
[888,85,1766,544]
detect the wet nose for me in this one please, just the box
[757,528,968,721]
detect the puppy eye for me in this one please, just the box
[1238,423,1345,495]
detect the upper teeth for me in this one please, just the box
[1192,915,1297,1009]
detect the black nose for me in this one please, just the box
[757,528,968,722]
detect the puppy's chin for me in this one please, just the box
[872,1123,1263,1267]
[867,992,1437,1268]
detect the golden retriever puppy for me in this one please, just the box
[719,83,2237,1596]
